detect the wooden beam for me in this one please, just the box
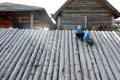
[57,16,61,29]
[112,16,115,25]
[30,12,34,28]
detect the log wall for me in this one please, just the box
[59,0,113,29]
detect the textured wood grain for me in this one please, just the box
[0,29,120,80]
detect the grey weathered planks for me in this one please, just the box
[0,29,120,80]
[52,31,61,80]
[33,30,51,80]
[72,30,82,80]
[58,30,65,80]
[68,30,75,80]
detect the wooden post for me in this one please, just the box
[112,16,115,25]
[57,16,61,29]
[30,12,34,28]
[21,16,23,23]
[85,16,87,28]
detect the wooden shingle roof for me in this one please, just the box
[0,29,120,80]
[0,2,44,11]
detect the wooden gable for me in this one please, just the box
[53,0,120,29]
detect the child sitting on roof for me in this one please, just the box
[76,25,85,41]
[84,28,93,45]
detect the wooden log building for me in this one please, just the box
[0,2,54,29]
[53,0,120,29]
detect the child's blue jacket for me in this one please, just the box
[76,29,84,33]
[84,33,91,40]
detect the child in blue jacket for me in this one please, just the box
[76,25,84,41]
[84,28,93,45]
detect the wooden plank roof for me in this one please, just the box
[0,2,44,11]
[53,0,120,19]
[0,29,120,80]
